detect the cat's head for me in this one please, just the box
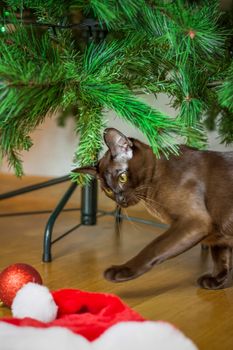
[72,128,150,207]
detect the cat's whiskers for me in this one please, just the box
[122,208,142,233]
[135,192,162,206]
[115,192,148,232]
[135,184,155,191]
[135,195,154,213]
[135,194,166,222]
[135,193,165,212]
[135,184,156,196]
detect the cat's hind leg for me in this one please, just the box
[197,245,232,290]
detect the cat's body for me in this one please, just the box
[73,128,233,290]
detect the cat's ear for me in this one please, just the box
[71,165,97,177]
[104,128,133,160]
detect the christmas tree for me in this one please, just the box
[0,0,232,182]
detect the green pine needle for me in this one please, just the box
[218,109,233,144]
[218,62,233,112]
[0,0,232,174]
[178,98,204,127]
[80,81,180,157]
[71,105,105,184]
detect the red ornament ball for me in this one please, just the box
[0,263,42,307]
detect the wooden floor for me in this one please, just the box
[1,174,233,349]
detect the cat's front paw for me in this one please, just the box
[104,265,136,282]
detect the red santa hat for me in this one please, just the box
[0,283,198,350]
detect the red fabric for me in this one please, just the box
[1,289,145,341]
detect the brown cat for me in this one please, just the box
[73,128,233,290]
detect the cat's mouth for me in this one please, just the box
[117,197,140,208]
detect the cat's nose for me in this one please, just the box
[116,194,127,206]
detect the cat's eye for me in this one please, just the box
[118,172,128,184]
[105,188,113,196]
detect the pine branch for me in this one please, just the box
[70,105,105,184]
[218,61,233,112]
[163,0,226,66]
[81,81,180,156]
[0,0,232,175]
[86,0,144,29]
[218,108,233,145]
[0,25,66,172]
[5,0,71,20]
[171,65,207,124]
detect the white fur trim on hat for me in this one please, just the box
[0,320,198,350]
